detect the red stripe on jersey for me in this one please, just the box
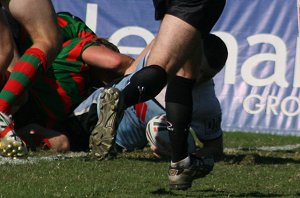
[134,102,148,123]
[78,31,96,39]
[12,61,37,80]
[42,77,72,115]
[64,38,95,62]
[57,17,68,28]
[69,72,85,96]
[31,91,57,128]
[65,43,82,62]
[62,40,72,48]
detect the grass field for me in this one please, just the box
[0,132,299,198]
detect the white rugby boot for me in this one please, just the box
[0,112,28,158]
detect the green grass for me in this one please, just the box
[0,132,299,198]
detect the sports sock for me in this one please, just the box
[0,48,47,113]
[122,65,167,108]
[166,76,195,163]
[171,156,191,168]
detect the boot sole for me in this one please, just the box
[89,88,121,160]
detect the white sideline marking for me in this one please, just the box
[225,144,300,152]
[0,144,299,164]
[0,152,88,165]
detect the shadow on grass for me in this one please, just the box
[122,151,300,165]
[191,188,290,197]
[150,188,290,197]
[223,154,300,165]
[150,188,180,196]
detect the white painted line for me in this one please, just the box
[1,144,299,164]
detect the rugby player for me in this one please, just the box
[69,34,227,163]
[92,0,226,190]
[2,12,133,153]
[0,0,62,157]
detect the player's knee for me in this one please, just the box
[34,31,62,62]
[132,65,167,89]
[126,65,167,104]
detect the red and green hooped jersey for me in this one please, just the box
[56,12,96,42]
[16,12,97,54]
[15,13,101,128]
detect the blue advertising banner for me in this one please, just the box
[52,0,300,136]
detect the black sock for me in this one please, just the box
[122,65,167,108]
[165,76,195,162]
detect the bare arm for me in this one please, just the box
[82,45,134,74]
[82,44,135,86]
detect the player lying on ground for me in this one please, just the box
[14,34,227,166]
[0,12,133,154]
[87,33,227,162]
[72,35,226,162]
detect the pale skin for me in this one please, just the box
[146,14,202,80]
[0,0,62,71]
[0,10,14,72]
[83,44,134,86]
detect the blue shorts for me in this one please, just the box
[69,54,222,151]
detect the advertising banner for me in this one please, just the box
[52,0,300,136]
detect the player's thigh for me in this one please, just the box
[4,0,59,44]
[176,45,202,79]
[0,11,14,71]
[149,14,200,75]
